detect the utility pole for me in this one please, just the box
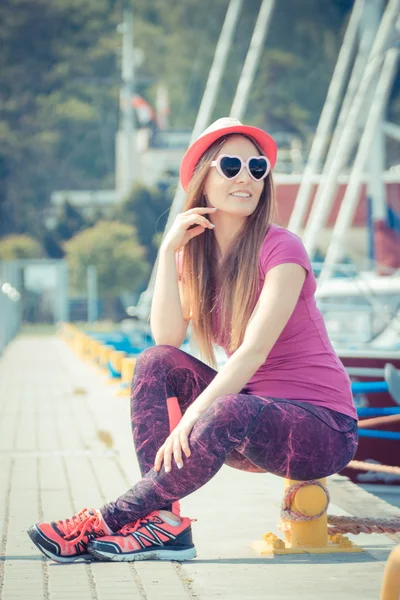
[87,265,98,324]
[117,1,137,197]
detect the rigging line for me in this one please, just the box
[335,271,400,338]
[150,0,229,241]
[367,302,400,343]
[174,0,228,125]
[355,275,399,342]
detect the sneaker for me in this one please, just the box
[88,511,197,562]
[27,508,112,563]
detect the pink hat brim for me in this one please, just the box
[179,124,277,192]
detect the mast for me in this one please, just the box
[230,0,275,121]
[288,0,365,234]
[301,0,399,258]
[137,0,244,318]
[319,47,399,283]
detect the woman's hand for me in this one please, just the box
[160,207,217,253]
[154,407,202,473]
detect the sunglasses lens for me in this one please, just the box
[249,157,268,179]
[219,156,242,179]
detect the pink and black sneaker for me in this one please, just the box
[27,508,113,563]
[88,511,197,562]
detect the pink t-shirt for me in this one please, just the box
[212,225,357,420]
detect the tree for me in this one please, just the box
[0,234,43,260]
[0,0,120,237]
[56,199,91,242]
[42,231,65,260]
[64,220,149,318]
[2,0,399,249]
[131,0,354,135]
[40,199,95,259]
[112,183,170,264]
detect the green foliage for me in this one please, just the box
[42,230,65,260]
[0,234,43,259]
[64,220,149,297]
[0,0,120,237]
[42,199,94,259]
[112,183,170,263]
[152,231,164,251]
[131,0,353,132]
[56,199,92,242]
[2,0,398,248]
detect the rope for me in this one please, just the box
[281,481,330,523]
[358,414,400,428]
[347,460,400,476]
[327,516,400,535]
[278,479,400,536]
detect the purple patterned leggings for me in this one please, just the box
[101,345,358,531]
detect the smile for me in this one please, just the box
[230,192,252,198]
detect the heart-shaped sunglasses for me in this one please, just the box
[210,154,271,181]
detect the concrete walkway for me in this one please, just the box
[0,334,399,600]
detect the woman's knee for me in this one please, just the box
[211,394,241,416]
[196,394,261,447]
[207,394,260,432]
[135,345,182,371]
[212,393,259,419]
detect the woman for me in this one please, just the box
[28,117,358,563]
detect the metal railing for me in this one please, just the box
[0,261,22,355]
[313,262,400,348]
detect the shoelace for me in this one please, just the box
[119,517,152,536]
[57,508,103,545]
[118,515,197,536]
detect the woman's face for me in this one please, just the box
[203,135,264,217]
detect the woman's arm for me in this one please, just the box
[150,246,189,347]
[154,262,307,473]
[192,263,307,414]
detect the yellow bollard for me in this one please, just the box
[91,342,106,371]
[380,545,400,600]
[121,357,136,383]
[63,323,74,346]
[58,322,67,339]
[89,339,102,363]
[104,350,126,385]
[73,332,90,358]
[82,337,94,360]
[81,334,92,358]
[283,478,328,548]
[249,478,362,556]
[98,345,113,370]
[61,323,81,349]
[110,350,126,376]
[87,338,94,358]
[72,334,81,355]
[115,357,136,397]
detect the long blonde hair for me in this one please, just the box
[180,134,276,368]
